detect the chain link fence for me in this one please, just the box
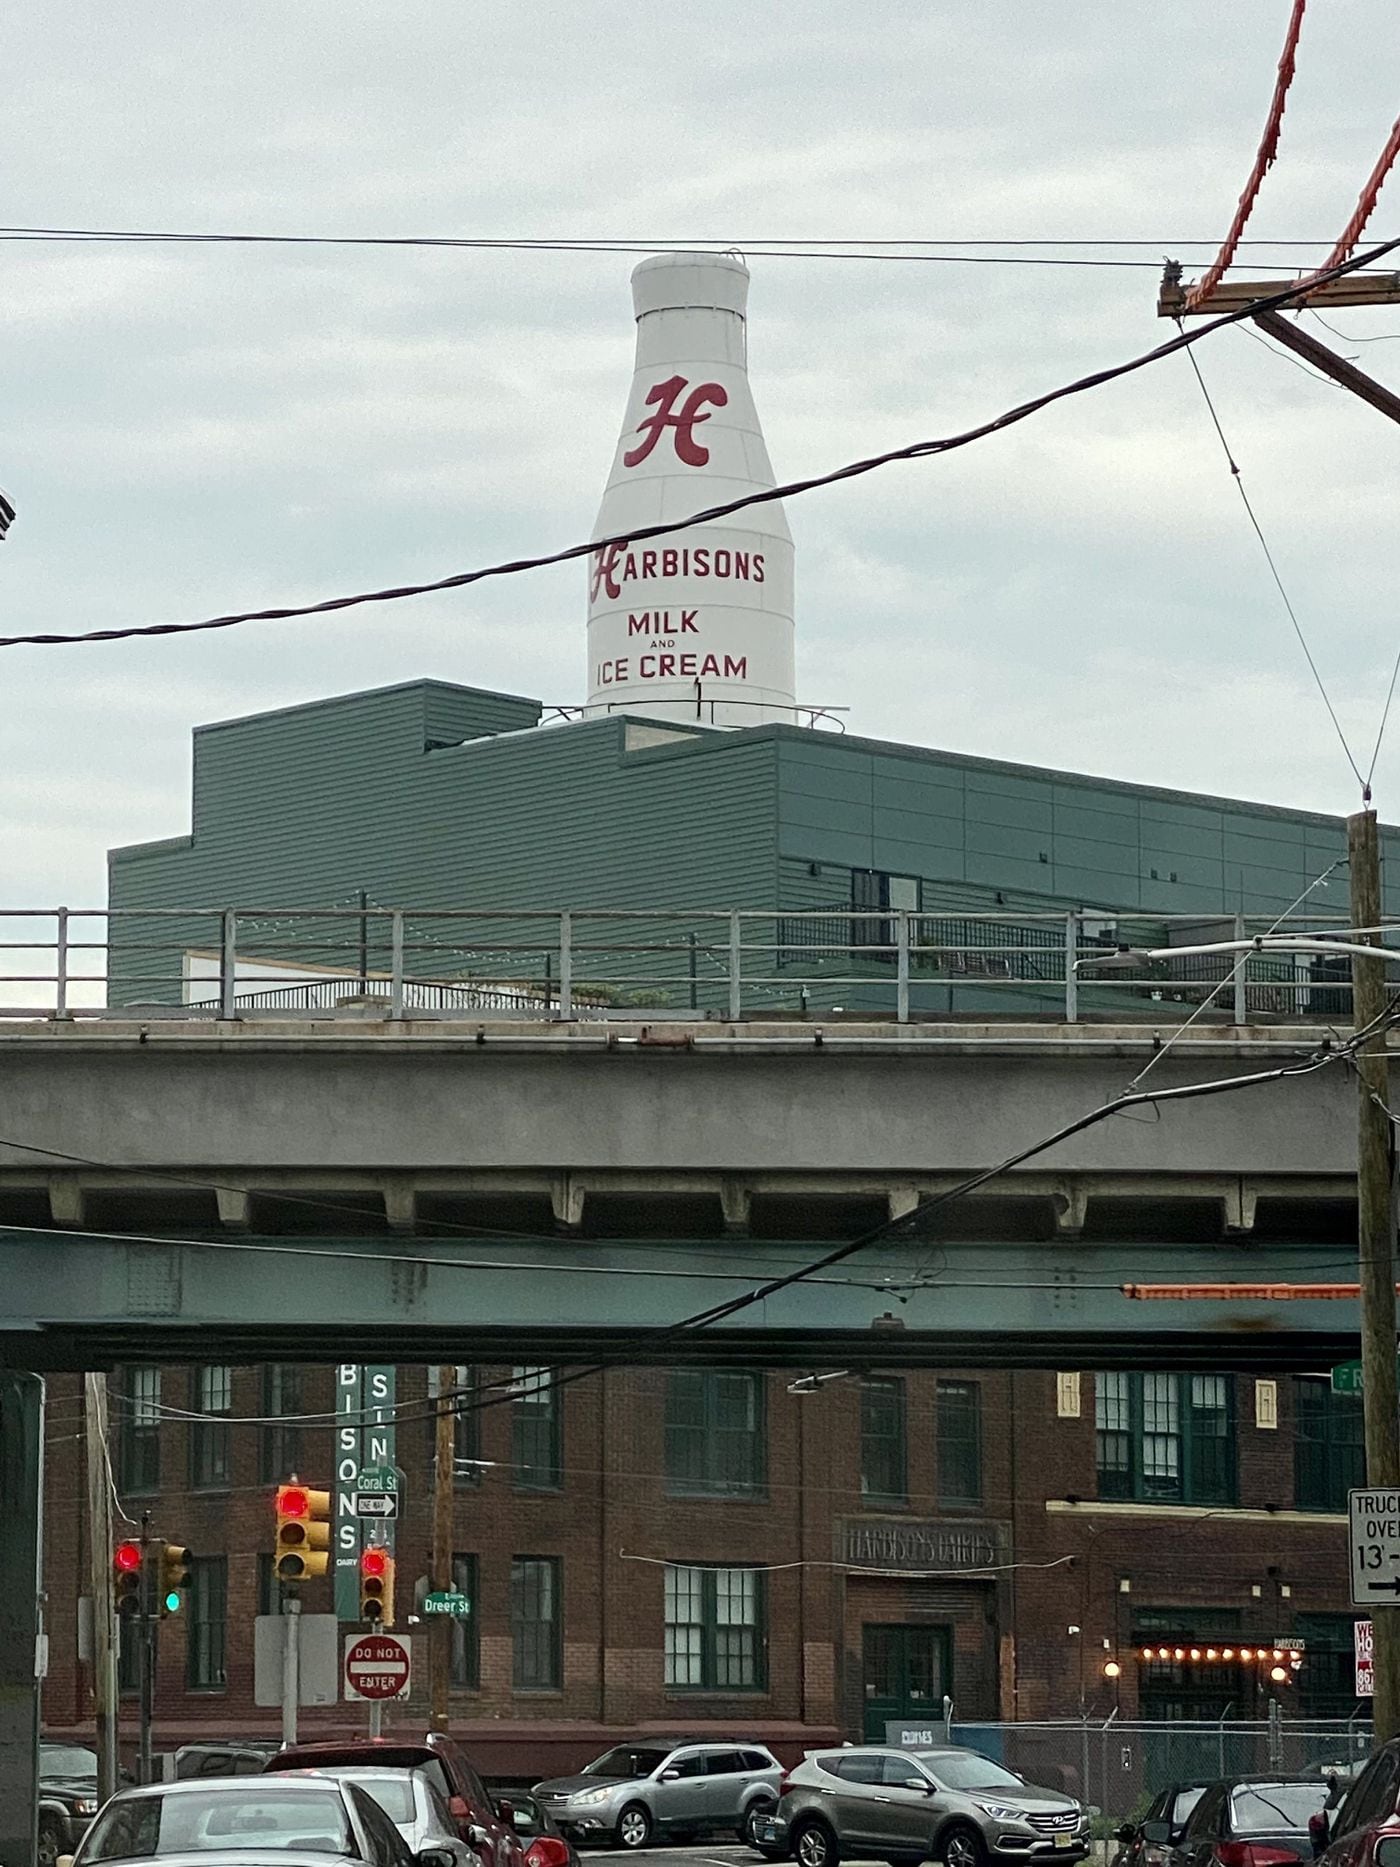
[949,1718,1374,1827]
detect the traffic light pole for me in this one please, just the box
[83,1376,119,1804]
[431,1367,453,1732]
[138,1513,154,1785]
[1350,807,1400,1741]
[281,1594,301,1747]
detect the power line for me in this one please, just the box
[4,236,1396,654]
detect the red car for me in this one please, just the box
[1316,1746,1400,1867]
[266,1736,525,1867]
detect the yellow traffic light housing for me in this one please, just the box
[275,1483,331,1583]
[359,1546,395,1626]
[160,1542,192,1618]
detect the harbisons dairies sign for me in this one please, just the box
[587,252,796,727]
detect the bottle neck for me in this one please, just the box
[635,306,746,372]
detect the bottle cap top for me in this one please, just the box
[632,251,749,321]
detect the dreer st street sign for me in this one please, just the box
[421,1590,471,1618]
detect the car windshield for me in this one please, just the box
[917,1755,1026,1795]
[1230,1786,1325,1832]
[318,1776,415,1823]
[80,1788,355,1860]
[43,1746,100,1778]
[583,1748,669,1780]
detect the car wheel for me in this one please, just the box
[742,1803,776,1847]
[615,1805,653,1851]
[792,1820,840,1867]
[940,1824,986,1867]
[37,1818,64,1867]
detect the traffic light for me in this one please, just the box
[275,1483,330,1583]
[114,1540,143,1619]
[160,1542,192,1618]
[359,1545,395,1626]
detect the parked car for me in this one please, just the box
[1169,1775,1331,1867]
[61,1772,454,1867]
[291,1768,480,1867]
[1315,1738,1400,1867]
[1111,1787,1208,1867]
[759,1743,1088,1867]
[171,1743,281,1781]
[39,1743,107,1867]
[487,1790,577,1867]
[265,1735,524,1867]
[535,1739,784,1850]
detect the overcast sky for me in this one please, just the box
[6,1,1400,906]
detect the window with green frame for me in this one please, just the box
[1294,1378,1363,1513]
[664,1563,766,1690]
[1096,1373,1234,1504]
[936,1380,982,1508]
[665,1371,765,1498]
[1294,1612,1365,1717]
[861,1377,907,1505]
[511,1367,562,1491]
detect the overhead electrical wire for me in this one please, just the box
[4,235,1397,654]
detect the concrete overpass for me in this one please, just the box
[0,1012,1374,1370]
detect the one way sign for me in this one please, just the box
[1350,1490,1400,1605]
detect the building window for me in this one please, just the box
[936,1380,982,1508]
[117,1615,141,1696]
[664,1563,765,1690]
[1295,1378,1363,1512]
[187,1557,227,1690]
[861,1377,907,1505]
[512,1367,562,1491]
[1096,1373,1234,1505]
[1294,1612,1365,1717]
[1134,1608,1241,1720]
[665,1371,765,1497]
[259,1365,302,1483]
[190,1366,232,1491]
[450,1554,479,1689]
[511,1557,561,1690]
[256,1552,278,1619]
[119,1367,161,1494]
[427,1367,480,1486]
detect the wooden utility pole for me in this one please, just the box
[430,1367,454,1731]
[1350,807,1400,1741]
[83,1375,118,1804]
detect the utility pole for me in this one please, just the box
[430,1367,454,1731]
[281,1595,301,1747]
[1350,806,1400,1741]
[83,1375,118,1805]
[137,1511,156,1785]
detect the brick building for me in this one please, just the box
[41,1361,1364,1775]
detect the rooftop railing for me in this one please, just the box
[0,904,1375,1025]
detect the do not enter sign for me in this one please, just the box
[344,1632,411,1701]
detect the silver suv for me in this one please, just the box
[535,1739,783,1850]
[766,1745,1087,1867]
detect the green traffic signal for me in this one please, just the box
[163,1590,182,1614]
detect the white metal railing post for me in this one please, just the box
[895,909,910,1024]
[220,910,238,1019]
[557,912,573,1020]
[389,911,405,1020]
[1064,911,1079,1023]
[1233,913,1247,1025]
[55,906,70,1018]
[728,911,742,1021]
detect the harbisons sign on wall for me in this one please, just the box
[586,252,796,727]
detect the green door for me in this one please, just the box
[862,1624,950,1742]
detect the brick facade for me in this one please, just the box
[40,1364,1360,1775]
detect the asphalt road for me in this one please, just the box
[584,1847,890,1867]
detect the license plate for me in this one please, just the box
[1054,1834,1073,1849]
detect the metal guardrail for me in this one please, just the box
[0,904,1373,1023]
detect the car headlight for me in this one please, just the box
[73,1800,98,1816]
[976,1804,1025,1823]
[571,1788,613,1808]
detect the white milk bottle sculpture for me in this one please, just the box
[586,252,796,726]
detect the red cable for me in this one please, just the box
[1301,112,1400,279]
[1187,0,1308,310]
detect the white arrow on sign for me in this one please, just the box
[353,1492,399,1518]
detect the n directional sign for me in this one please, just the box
[1349,1489,1400,1606]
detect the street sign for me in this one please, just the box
[253,1614,338,1708]
[344,1632,411,1701]
[352,1493,399,1519]
[1333,1362,1364,1395]
[1357,1618,1375,1697]
[355,1465,400,1494]
[1349,1489,1400,1605]
[421,1591,471,1618]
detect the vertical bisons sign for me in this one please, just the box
[587,252,796,727]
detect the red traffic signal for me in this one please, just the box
[361,1547,388,1578]
[114,1540,144,1618]
[114,1541,142,1573]
[359,1545,394,1623]
[278,1486,310,1519]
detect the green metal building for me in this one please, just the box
[107,678,1400,1016]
